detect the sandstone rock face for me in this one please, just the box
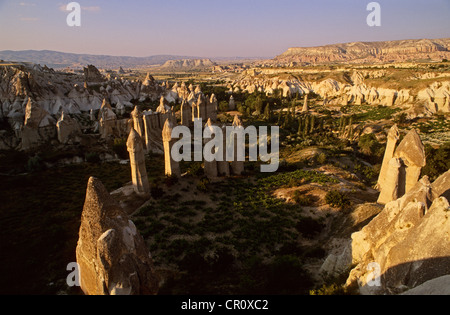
[275,38,450,65]
[21,98,56,150]
[377,128,426,204]
[76,177,159,295]
[401,276,450,295]
[336,172,450,295]
[83,65,106,83]
[0,63,164,119]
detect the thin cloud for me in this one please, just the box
[19,2,37,6]
[19,17,39,22]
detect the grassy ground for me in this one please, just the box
[0,156,138,294]
[133,169,339,295]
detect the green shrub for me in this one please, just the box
[316,152,327,165]
[196,177,210,192]
[292,191,313,206]
[325,190,350,209]
[165,174,179,187]
[358,133,380,156]
[422,143,450,181]
[186,162,204,177]
[113,138,128,160]
[85,152,101,164]
[150,182,165,199]
[26,155,44,172]
[219,101,229,112]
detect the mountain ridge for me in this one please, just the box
[0,50,205,69]
[275,38,450,64]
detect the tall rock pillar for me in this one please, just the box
[127,128,150,197]
[162,119,181,178]
[377,124,400,191]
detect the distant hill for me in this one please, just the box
[0,50,202,69]
[274,38,450,64]
[159,58,217,70]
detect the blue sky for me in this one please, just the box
[0,0,449,57]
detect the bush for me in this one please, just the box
[85,152,101,164]
[422,143,450,181]
[165,174,179,187]
[150,182,165,199]
[316,152,327,165]
[358,134,380,156]
[186,162,204,177]
[325,190,350,209]
[292,191,313,206]
[26,155,44,172]
[219,101,229,112]
[113,138,128,160]
[196,177,210,192]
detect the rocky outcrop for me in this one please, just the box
[275,38,450,65]
[322,170,450,295]
[377,128,426,204]
[159,59,216,70]
[0,63,165,119]
[76,177,159,295]
[98,99,118,139]
[228,69,450,115]
[21,98,56,150]
[83,65,106,83]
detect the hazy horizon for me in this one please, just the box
[0,0,449,58]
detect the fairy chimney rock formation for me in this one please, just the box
[180,99,192,127]
[230,115,245,175]
[377,124,401,191]
[302,94,309,112]
[98,99,117,139]
[56,111,81,144]
[378,128,426,204]
[127,128,150,197]
[208,94,218,122]
[76,177,159,295]
[204,118,218,179]
[131,106,145,140]
[229,95,236,111]
[162,119,181,177]
[394,129,426,193]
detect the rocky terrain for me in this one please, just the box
[273,38,450,65]
[225,65,450,120]
[0,50,202,69]
[159,59,217,71]
[0,42,449,296]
